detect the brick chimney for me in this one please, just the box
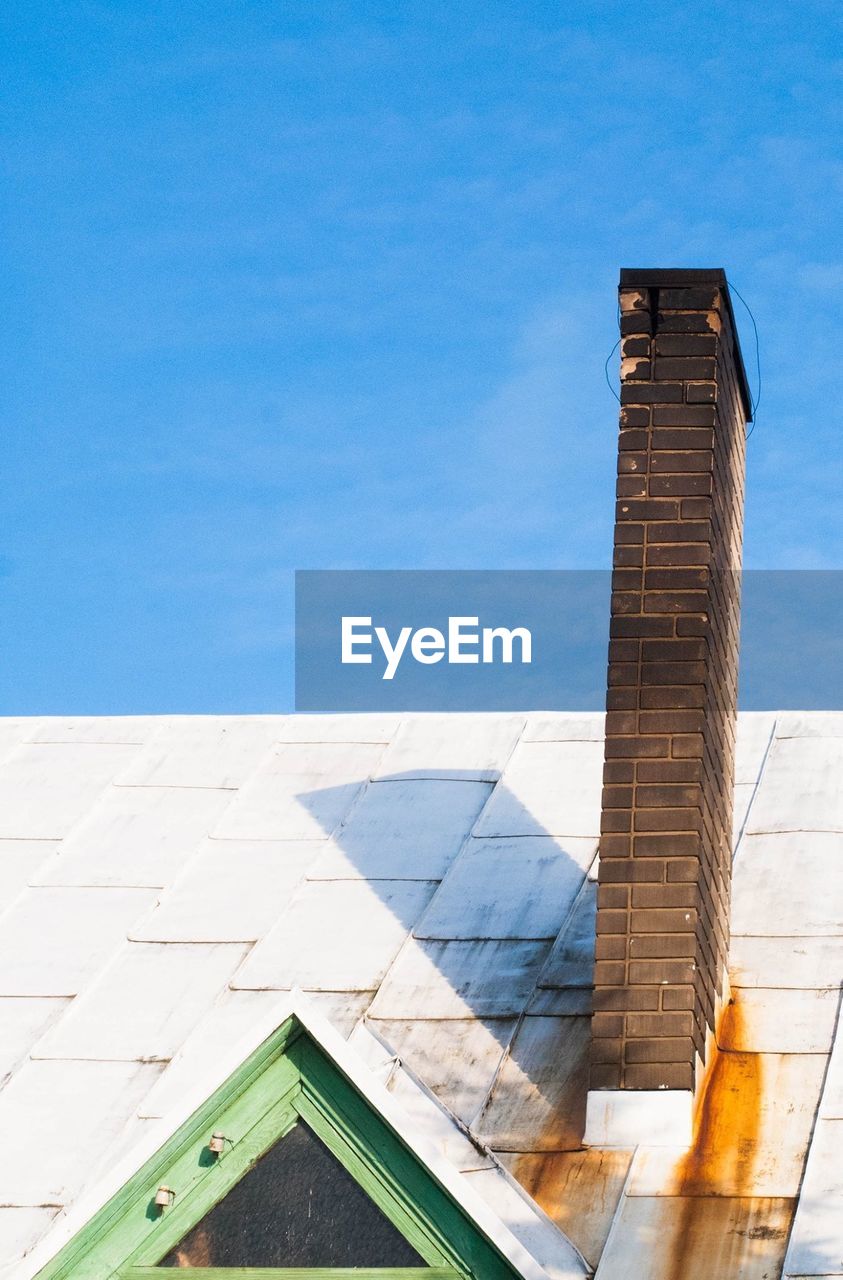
[585,269,752,1147]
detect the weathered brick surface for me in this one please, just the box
[591,270,750,1092]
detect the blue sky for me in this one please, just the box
[2,2,842,712]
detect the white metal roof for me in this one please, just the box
[0,711,839,1278]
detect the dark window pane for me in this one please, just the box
[158,1120,426,1268]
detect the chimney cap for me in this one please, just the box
[619,267,753,421]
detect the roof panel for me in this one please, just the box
[594,1194,795,1280]
[0,1207,58,1272]
[368,937,552,1019]
[0,743,139,839]
[775,711,843,738]
[232,878,436,991]
[115,716,284,787]
[782,1117,843,1278]
[0,887,158,996]
[130,838,325,942]
[36,786,236,888]
[460,1164,590,1280]
[537,879,597,989]
[729,934,843,990]
[819,1017,843,1119]
[0,997,69,1082]
[212,741,386,840]
[31,717,157,745]
[522,714,604,743]
[627,1051,827,1198]
[747,736,843,833]
[33,941,248,1061]
[308,779,493,880]
[721,987,838,1054]
[386,1065,495,1171]
[373,715,524,781]
[474,741,603,838]
[473,1015,590,1152]
[500,1149,633,1272]
[0,840,60,912]
[732,831,843,936]
[733,713,776,786]
[366,1017,515,1127]
[415,837,592,940]
[0,719,39,762]
[276,715,400,742]
[0,1058,161,1205]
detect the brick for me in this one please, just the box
[646,542,711,567]
[604,735,670,759]
[652,428,714,449]
[641,660,707,684]
[629,933,697,959]
[681,497,712,518]
[624,1037,694,1064]
[636,753,703,778]
[591,1037,623,1064]
[641,638,706,661]
[592,1011,625,1038]
[603,759,635,783]
[656,311,718,334]
[633,832,702,857]
[617,498,681,521]
[644,592,708,615]
[630,907,697,933]
[654,334,717,357]
[615,522,645,544]
[596,934,627,960]
[634,808,702,832]
[592,987,660,1012]
[616,475,648,498]
[662,985,696,1010]
[623,1062,693,1089]
[622,336,651,358]
[623,359,651,381]
[649,473,713,497]
[655,357,716,380]
[686,381,716,403]
[613,544,644,568]
[666,858,701,883]
[618,428,649,451]
[652,404,716,426]
[598,857,666,884]
[640,686,705,710]
[589,1063,622,1089]
[636,783,701,808]
[626,1011,694,1038]
[628,959,696,985]
[621,382,683,404]
[620,311,653,336]
[647,520,711,543]
[644,568,709,591]
[594,960,626,984]
[650,450,713,473]
[620,406,650,427]
[659,287,720,309]
[610,615,674,638]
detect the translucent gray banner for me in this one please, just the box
[295,570,843,711]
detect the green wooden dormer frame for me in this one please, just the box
[34,1013,525,1280]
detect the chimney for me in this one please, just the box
[585,269,752,1147]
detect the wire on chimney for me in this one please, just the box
[727,279,762,439]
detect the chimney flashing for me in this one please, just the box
[619,267,754,422]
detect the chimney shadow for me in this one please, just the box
[291,766,598,1153]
